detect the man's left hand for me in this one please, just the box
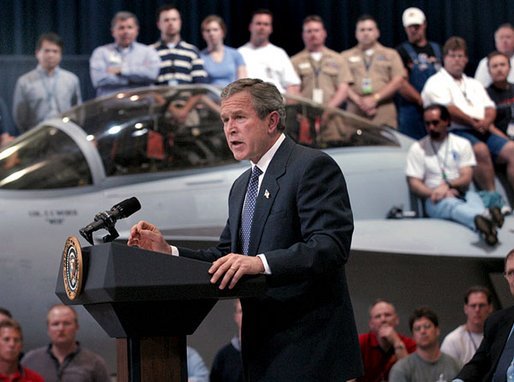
[209,254,264,290]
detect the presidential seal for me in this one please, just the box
[62,236,83,300]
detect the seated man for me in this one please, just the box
[406,104,503,245]
[422,36,514,209]
[0,319,44,382]
[441,286,493,366]
[486,51,514,139]
[389,307,461,381]
[21,304,110,382]
[358,299,416,381]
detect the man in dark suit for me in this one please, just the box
[128,78,362,381]
[454,248,514,381]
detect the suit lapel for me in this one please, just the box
[247,138,293,255]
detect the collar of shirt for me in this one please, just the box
[251,133,286,186]
[114,43,135,53]
[36,65,60,77]
[441,67,469,84]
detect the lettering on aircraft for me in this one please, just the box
[28,209,78,225]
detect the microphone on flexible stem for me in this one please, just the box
[79,197,141,245]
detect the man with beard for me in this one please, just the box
[405,104,501,245]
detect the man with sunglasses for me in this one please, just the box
[406,104,502,246]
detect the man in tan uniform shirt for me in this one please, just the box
[341,15,405,128]
[291,15,353,143]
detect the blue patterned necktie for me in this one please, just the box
[240,166,262,255]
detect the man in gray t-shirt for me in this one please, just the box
[390,306,460,382]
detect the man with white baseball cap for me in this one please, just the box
[396,7,443,139]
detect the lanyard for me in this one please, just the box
[308,56,323,88]
[40,70,60,112]
[430,137,450,181]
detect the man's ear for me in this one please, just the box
[268,111,280,132]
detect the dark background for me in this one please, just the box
[1,0,513,114]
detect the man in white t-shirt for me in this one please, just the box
[406,104,502,245]
[238,9,300,94]
[422,36,514,203]
[441,286,493,367]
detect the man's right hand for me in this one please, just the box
[127,220,171,254]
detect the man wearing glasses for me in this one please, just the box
[454,249,514,381]
[441,286,494,366]
[389,307,460,381]
[406,104,503,246]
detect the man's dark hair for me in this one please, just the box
[409,306,439,331]
[424,104,451,122]
[356,14,378,26]
[487,51,511,68]
[0,307,12,319]
[464,285,492,304]
[36,32,63,51]
[221,78,286,131]
[443,36,468,57]
[156,4,180,22]
[251,8,273,21]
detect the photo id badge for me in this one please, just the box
[361,78,373,94]
[312,88,323,104]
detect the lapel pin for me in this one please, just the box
[264,189,270,199]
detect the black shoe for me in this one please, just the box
[489,207,504,228]
[474,215,498,246]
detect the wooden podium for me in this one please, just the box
[55,242,266,382]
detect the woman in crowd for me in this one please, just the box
[200,15,246,87]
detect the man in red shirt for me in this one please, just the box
[0,319,43,382]
[358,299,416,381]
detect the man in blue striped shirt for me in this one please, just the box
[152,5,208,86]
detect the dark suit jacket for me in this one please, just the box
[180,137,362,381]
[456,305,514,381]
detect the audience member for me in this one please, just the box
[0,319,44,382]
[422,36,514,209]
[454,249,514,380]
[200,15,246,87]
[486,51,514,138]
[0,309,12,323]
[21,304,110,382]
[441,286,493,367]
[13,32,81,133]
[475,23,514,87]
[187,346,209,382]
[152,5,208,86]
[90,11,161,97]
[389,307,460,381]
[238,9,300,94]
[396,7,442,139]
[407,104,503,245]
[210,300,243,382]
[341,15,405,128]
[291,15,350,108]
[358,299,416,382]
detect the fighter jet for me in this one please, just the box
[0,84,512,372]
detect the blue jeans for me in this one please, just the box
[425,190,485,230]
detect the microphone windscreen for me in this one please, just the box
[114,197,141,218]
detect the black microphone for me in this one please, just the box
[79,197,141,245]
